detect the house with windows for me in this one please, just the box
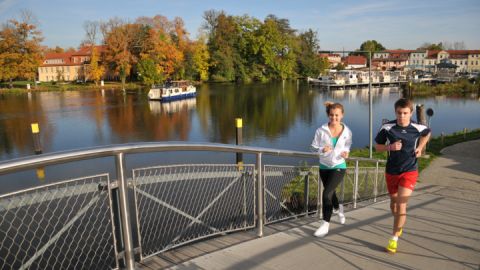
[341,55,367,69]
[319,53,342,68]
[38,45,106,82]
[466,51,480,72]
[372,50,413,71]
[407,50,427,71]
[424,50,475,73]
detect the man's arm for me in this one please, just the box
[415,132,431,157]
[376,140,402,152]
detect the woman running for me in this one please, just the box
[311,101,352,237]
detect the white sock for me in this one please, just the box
[391,235,398,241]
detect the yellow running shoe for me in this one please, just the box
[385,239,397,254]
[397,228,403,237]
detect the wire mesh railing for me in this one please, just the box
[264,164,387,224]
[0,142,385,269]
[132,164,255,260]
[0,174,118,270]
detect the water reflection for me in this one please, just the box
[0,83,479,162]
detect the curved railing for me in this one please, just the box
[0,142,386,270]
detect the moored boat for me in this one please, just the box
[148,80,196,102]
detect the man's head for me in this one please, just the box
[394,98,413,127]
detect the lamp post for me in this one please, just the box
[368,51,372,158]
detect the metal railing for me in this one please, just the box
[0,142,385,269]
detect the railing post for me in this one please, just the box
[304,172,309,215]
[353,160,359,208]
[115,153,135,270]
[256,153,264,237]
[374,161,379,202]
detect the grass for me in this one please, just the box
[410,79,480,97]
[0,81,146,93]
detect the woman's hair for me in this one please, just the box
[324,101,344,115]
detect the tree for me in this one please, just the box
[296,29,328,77]
[355,40,386,64]
[0,10,43,87]
[135,15,185,81]
[83,20,99,45]
[87,46,105,85]
[256,16,297,80]
[137,58,160,85]
[206,13,237,81]
[418,42,443,51]
[359,40,386,52]
[103,21,137,88]
[184,37,210,81]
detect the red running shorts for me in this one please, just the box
[385,170,419,195]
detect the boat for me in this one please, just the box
[307,73,345,86]
[148,80,196,102]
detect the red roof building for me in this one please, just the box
[341,55,367,69]
[38,45,106,82]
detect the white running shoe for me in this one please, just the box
[314,221,330,237]
[338,204,346,225]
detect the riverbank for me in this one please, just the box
[410,78,479,97]
[0,81,145,93]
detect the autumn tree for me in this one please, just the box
[0,10,43,87]
[184,37,210,81]
[135,15,184,81]
[103,20,138,88]
[87,47,105,85]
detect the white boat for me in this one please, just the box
[337,70,358,84]
[307,75,345,85]
[148,80,196,102]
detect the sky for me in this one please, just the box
[1,0,479,51]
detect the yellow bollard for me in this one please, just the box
[31,123,42,154]
[236,118,243,171]
[36,168,45,181]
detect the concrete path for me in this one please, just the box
[166,140,480,270]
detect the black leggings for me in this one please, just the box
[320,169,346,222]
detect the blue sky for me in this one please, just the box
[1,0,479,50]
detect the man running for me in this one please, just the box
[375,98,431,254]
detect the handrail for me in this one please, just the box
[0,142,385,175]
[0,142,387,270]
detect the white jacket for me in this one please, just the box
[311,123,353,167]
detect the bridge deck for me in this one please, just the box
[139,140,480,270]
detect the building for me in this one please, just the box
[407,50,427,71]
[467,51,480,72]
[38,45,106,82]
[372,50,413,71]
[341,55,367,69]
[319,53,342,68]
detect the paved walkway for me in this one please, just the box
[164,140,480,270]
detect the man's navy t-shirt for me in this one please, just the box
[375,120,431,175]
